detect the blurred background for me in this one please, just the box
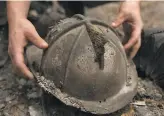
[27,1,164,37]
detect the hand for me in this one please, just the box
[8,18,48,79]
[112,1,143,58]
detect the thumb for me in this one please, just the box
[112,13,125,28]
[26,28,48,49]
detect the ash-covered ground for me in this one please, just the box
[0,1,164,116]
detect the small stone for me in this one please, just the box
[46,8,51,13]
[27,80,35,86]
[138,87,147,96]
[0,76,5,81]
[27,92,40,99]
[154,93,162,101]
[17,104,26,110]
[3,111,9,116]
[18,78,27,86]
[28,106,42,116]
[0,103,5,109]
[5,96,13,102]
[18,85,22,89]
[134,106,154,116]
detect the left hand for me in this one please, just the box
[112,1,143,58]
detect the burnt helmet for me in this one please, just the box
[26,14,138,114]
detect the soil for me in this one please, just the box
[0,1,164,116]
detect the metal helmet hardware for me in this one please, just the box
[26,14,138,114]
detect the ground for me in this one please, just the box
[0,1,164,116]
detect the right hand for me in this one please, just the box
[8,18,48,79]
[111,1,143,58]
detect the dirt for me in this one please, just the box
[0,1,164,116]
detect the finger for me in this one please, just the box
[111,13,125,28]
[129,37,141,59]
[124,26,141,50]
[25,27,48,49]
[10,50,34,79]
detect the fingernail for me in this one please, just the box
[124,47,129,51]
[42,42,48,48]
[112,22,116,27]
[28,72,34,79]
